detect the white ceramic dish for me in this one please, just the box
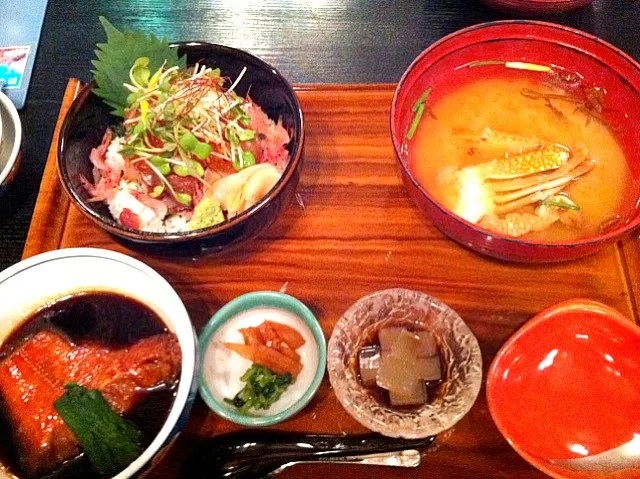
[0,91,21,188]
[0,248,197,479]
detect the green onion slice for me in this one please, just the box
[539,199,581,211]
[405,103,425,140]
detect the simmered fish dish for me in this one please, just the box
[0,292,181,478]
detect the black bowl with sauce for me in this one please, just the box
[57,43,304,257]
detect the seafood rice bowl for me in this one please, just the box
[84,61,291,233]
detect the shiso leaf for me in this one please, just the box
[91,17,186,117]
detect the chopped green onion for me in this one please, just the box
[207,67,221,79]
[173,164,189,177]
[186,158,205,178]
[225,125,240,146]
[405,103,425,140]
[175,193,192,205]
[158,79,171,93]
[133,121,145,135]
[149,156,170,175]
[131,57,151,87]
[411,87,432,113]
[242,151,256,168]
[237,129,255,142]
[149,185,164,198]
[193,142,212,160]
[539,200,581,211]
[179,132,198,152]
[126,92,139,105]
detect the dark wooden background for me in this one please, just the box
[1,0,639,270]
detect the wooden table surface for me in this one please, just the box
[2,0,640,270]
[20,78,640,478]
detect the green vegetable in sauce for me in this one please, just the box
[224,365,293,414]
[53,383,142,476]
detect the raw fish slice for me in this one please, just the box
[224,342,302,377]
[0,350,80,477]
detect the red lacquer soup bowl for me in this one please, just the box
[390,21,640,262]
[480,0,592,15]
[487,300,640,478]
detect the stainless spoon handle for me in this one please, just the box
[268,449,421,477]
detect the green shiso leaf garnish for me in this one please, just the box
[91,17,186,117]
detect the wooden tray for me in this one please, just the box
[23,79,640,478]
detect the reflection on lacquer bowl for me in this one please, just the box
[479,0,592,14]
[391,21,640,262]
[0,248,197,479]
[487,299,640,478]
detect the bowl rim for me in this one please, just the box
[57,42,304,242]
[0,90,22,186]
[0,247,198,479]
[486,298,636,478]
[390,19,640,249]
[197,290,327,427]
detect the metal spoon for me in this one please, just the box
[549,435,640,473]
[182,431,435,478]
[267,449,422,477]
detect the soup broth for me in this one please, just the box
[408,76,634,242]
[0,292,181,479]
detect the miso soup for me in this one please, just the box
[408,74,636,242]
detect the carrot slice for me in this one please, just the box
[257,321,279,345]
[239,327,264,346]
[272,340,300,362]
[224,342,302,377]
[263,321,305,349]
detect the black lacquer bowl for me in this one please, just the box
[58,43,304,256]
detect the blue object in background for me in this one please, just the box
[0,0,48,109]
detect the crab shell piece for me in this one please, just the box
[468,144,571,180]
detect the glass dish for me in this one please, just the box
[327,288,482,439]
